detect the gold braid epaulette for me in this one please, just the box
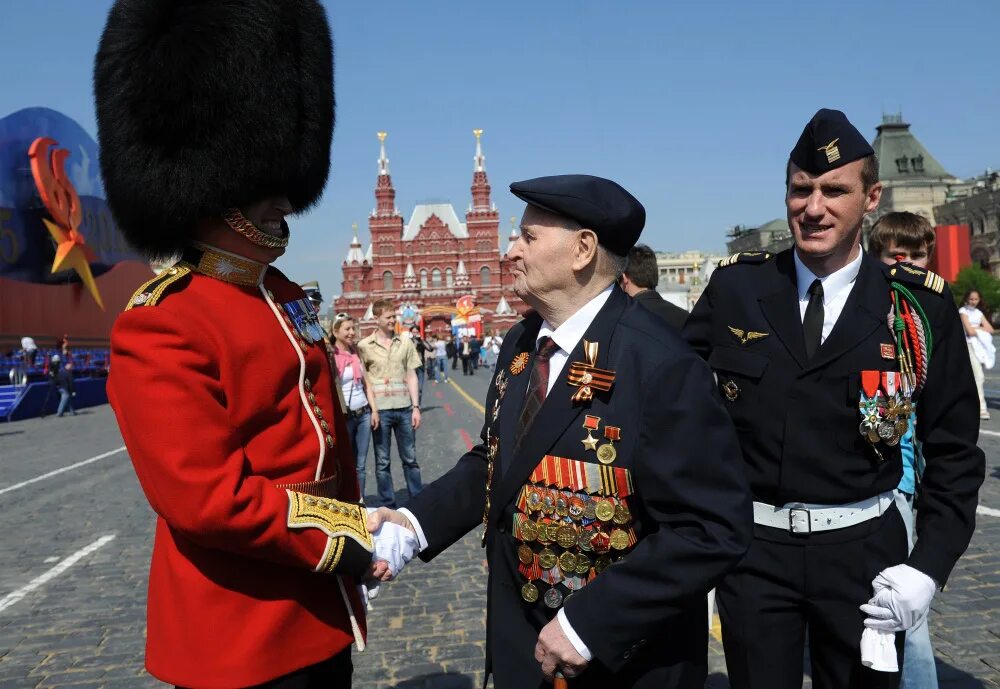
[887,262,946,294]
[717,251,773,268]
[286,491,373,574]
[125,265,193,310]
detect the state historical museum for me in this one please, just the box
[333,131,524,335]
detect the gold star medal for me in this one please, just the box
[581,415,600,451]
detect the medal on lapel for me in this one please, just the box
[567,340,615,403]
[581,415,600,452]
[510,352,530,375]
[597,426,620,465]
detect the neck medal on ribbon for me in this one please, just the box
[567,340,615,403]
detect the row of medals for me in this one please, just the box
[281,298,326,344]
[858,390,912,449]
[516,485,634,608]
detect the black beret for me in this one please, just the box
[789,109,874,176]
[509,175,645,256]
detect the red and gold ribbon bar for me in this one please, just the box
[528,455,633,497]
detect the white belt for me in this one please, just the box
[753,491,895,534]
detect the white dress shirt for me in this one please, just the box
[401,285,615,663]
[793,247,863,344]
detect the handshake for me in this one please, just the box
[363,507,422,598]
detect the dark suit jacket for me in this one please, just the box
[405,285,751,689]
[682,249,984,584]
[633,289,689,331]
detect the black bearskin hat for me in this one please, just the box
[94,0,334,259]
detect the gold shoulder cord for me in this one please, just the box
[125,265,192,310]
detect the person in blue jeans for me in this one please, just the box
[330,314,379,498]
[434,336,449,381]
[358,299,424,507]
[872,212,939,688]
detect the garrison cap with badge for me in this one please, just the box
[98,2,373,686]
[510,174,645,256]
[683,108,984,687]
[789,107,875,175]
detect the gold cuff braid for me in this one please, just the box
[286,491,373,574]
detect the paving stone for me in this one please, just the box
[1,375,999,688]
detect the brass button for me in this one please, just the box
[168,267,178,275]
[320,420,329,431]
[308,393,317,404]
[325,434,334,448]
[304,379,312,391]
[313,406,324,419]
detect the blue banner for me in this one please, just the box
[0,107,143,284]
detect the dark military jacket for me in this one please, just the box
[682,248,985,585]
[405,285,752,689]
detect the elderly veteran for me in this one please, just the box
[96,2,400,687]
[370,174,752,688]
[683,109,985,689]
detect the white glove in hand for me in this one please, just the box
[860,564,937,632]
[370,518,420,578]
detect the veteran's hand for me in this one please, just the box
[535,617,588,681]
[366,507,415,535]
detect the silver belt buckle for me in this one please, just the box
[788,504,812,534]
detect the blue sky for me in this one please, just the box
[2,1,998,289]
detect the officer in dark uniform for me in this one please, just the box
[683,109,985,688]
[369,175,752,688]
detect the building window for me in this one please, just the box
[382,271,393,291]
[432,242,440,254]
[911,156,924,173]
[895,157,909,174]
[432,269,442,287]
[446,268,454,287]
[480,267,491,285]
[353,279,360,292]
[379,242,393,255]
[420,269,428,289]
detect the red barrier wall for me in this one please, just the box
[931,224,971,283]
[0,261,153,346]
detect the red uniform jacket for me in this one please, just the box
[109,254,370,689]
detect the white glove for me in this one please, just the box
[860,564,937,632]
[367,510,420,579]
[859,627,898,672]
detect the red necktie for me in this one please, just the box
[515,336,560,448]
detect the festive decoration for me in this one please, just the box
[28,137,104,309]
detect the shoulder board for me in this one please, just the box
[717,251,774,268]
[125,265,193,310]
[886,262,945,294]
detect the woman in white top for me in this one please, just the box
[331,314,380,498]
[958,289,995,420]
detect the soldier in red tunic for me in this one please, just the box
[94,2,386,687]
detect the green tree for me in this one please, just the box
[951,265,1000,318]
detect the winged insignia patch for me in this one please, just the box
[727,325,769,346]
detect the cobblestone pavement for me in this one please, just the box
[0,362,997,688]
